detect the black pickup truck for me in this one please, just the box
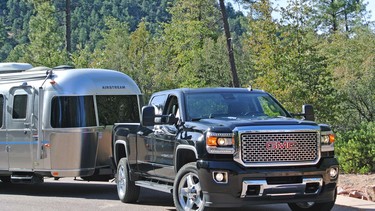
[112,87,338,211]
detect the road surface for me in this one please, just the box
[0,178,368,211]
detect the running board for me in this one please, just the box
[135,180,173,194]
[11,173,44,184]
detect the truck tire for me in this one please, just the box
[288,188,337,211]
[173,162,205,211]
[116,158,140,203]
[288,201,335,211]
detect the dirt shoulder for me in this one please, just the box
[338,174,375,201]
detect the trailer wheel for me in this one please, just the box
[173,162,205,211]
[116,158,139,203]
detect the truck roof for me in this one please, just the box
[152,87,267,96]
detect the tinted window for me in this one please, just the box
[185,92,288,120]
[51,96,96,128]
[96,95,139,125]
[13,95,27,119]
[0,95,3,127]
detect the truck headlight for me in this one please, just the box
[206,132,235,154]
[321,132,335,152]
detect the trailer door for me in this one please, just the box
[0,94,8,170]
[7,87,33,170]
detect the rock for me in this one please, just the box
[366,186,375,202]
[337,187,349,195]
[349,190,368,200]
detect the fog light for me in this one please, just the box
[212,171,228,184]
[329,167,339,179]
[216,173,224,181]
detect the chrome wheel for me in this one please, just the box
[117,164,126,198]
[174,165,205,211]
[116,158,139,203]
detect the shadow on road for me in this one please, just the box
[0,178,175,207]
[0,180,365,211]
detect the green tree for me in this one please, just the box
[90,17,131,71]
[21,0,69,67]
[163,0,223,87]
[336,122,375,173]
[312,0,369,34]
[320,27,375,130]
[243,0,285,94]
[128,21,155,96]
[1,0,33,61]
[0,18,8,61]
[243,0,337,123]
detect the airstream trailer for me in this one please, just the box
[0,63,142,183]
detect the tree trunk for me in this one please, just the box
[331,0,338,32]
[219,0,240,87]
[65,0,71,53]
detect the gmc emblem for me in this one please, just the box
[266,141,297,150]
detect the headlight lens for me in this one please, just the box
[321,132,335,152]
[206,132,235,154]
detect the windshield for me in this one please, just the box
[185,92,289,121]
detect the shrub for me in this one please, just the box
[336,122,375,174]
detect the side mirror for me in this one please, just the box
[141,105,180,126]
[142,106,156,126]
[302,104,315,121]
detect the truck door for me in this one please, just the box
[7,86,34,170]
[152,95,179,179]
[0,94,8,170]
[132,94,165,176]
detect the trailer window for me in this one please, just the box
[96,95,139,125]
[13,94,27,119]
[0,95,3,127]
[51,96,96,128]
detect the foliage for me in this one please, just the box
[243,0,337,124]
[26,0,69,67]
[1,0,375,174]
[336,122,375,174]
[320,27,375,130]
[312,0,369,34]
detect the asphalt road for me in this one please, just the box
[0,178,365,211]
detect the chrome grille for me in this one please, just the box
[241,132,318,164]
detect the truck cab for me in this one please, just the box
[113,87,338,211]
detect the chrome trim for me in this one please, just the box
[212,171,228,184]
[240,177,323,198]
[234,126,321,167]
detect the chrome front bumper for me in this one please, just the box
[240,177,323,198]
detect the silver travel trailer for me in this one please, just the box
[0,63,142,183]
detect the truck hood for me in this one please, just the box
[190,116,318,131]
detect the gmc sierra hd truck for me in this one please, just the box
[112,87,338,211]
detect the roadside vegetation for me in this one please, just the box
[1,0,374,173]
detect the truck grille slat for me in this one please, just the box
[241,132,318,163]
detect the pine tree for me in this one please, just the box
[22,0,69,67]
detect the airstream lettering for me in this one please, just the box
[0,63,142,183]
